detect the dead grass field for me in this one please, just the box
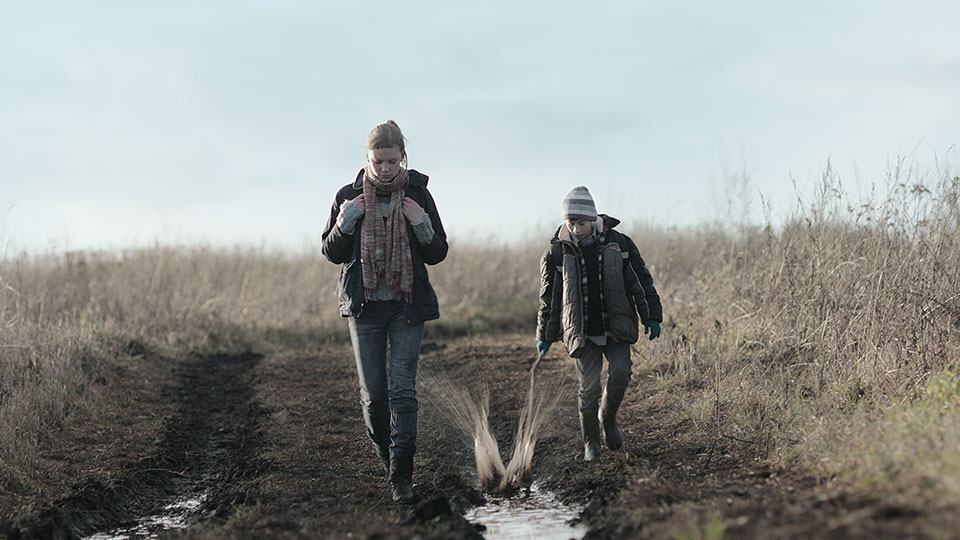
[2,165,959,530]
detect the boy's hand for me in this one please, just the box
[644,321,661,340]
[536,340,552,356]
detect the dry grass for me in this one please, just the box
[2,161,959,507]
[642,162,960,504]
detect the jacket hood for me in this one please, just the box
[351,168,429,190]
[600,214,621,230]
[551,213,620,244]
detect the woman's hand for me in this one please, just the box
[345,194,365,214]
[402,197,426,224]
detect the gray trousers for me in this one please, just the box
[575,339,633,415]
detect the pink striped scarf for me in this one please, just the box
[360,165,413,303]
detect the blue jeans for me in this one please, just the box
[575,339,633,415]
[348,301,424,482]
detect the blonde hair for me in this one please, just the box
[366,120,408,167]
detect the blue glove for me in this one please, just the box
[643,321,661,341]
[536,340,552,356]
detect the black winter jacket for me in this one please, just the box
[321,169,448,324]
[537,215,662,356]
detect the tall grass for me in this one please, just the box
[0,324,95,488]
[643,162,960,502]
[2,161,959,505]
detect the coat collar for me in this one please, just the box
[551,214,619,246]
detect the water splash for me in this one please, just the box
[501,355,556,490]
[470,388,506,489]
[420,355,564,493]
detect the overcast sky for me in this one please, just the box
[2,1,958,253]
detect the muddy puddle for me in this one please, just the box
[83,492,207,540]
[18,353,267,540]
[464,484,586,540]
[420,355,586,538]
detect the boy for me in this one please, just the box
[536,186,662,461]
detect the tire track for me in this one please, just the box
[16,352,266,540]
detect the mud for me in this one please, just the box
[6,351,265,540]
[4,332,959,539]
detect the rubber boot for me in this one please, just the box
[389,410,417,504]
[580,412,602,462]
[389,453,416,504]
[599,389,623,450]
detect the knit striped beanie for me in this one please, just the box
[561,186,598,221]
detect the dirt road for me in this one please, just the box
[3,333,955,539]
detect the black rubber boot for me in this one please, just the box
[599,389,623,450]
[580,412,602,462]
[391,482,415,504]
[389,453,416,504]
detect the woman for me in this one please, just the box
[321,120,448,504]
